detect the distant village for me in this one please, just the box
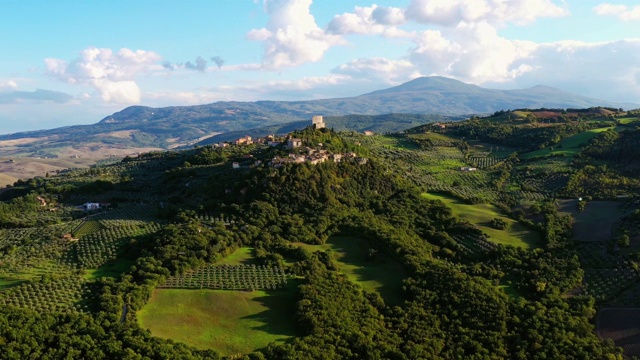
[208,116,371,169]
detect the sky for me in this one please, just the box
[1,0,639,134]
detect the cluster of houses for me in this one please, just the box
[226,115,370,169]
[269,149,364,167]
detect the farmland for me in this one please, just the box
[220,246,256,265]
[597,308,640,357]
[422,192,540,249]
[558,200,624,242]
[520,126,614,159]
[295,236,407,305]
[2,110,640,358]
[137,286,298,356]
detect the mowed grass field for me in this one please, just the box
[295,236,407,306]
[219,247,255,265]
[137,286,298,356]
[83,258,135,280]
[520,126,614,160]
[422,192,540,249]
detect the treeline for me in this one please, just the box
[448,120,607,151]
[566,127,640,197]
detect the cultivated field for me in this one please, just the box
[422,192,540,249]
[597,308,640,357]
[295,236,407,305]
[0,143,163,188]
[558,200,624,242]
[520,126,613,159]
[137,287,298,356]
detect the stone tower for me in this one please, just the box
[312,115,325,129]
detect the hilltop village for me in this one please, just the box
[215,116,369,169]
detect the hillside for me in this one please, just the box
[0,77,637,186]
[2,114,640,357]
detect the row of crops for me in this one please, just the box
[583,267,639,302]
[452,233,498,256]
[0,202,170,313]
[468,156,504,169]
[159,264,288,291]
[513,173,569,195]
[0,275,96,313]
[69,222,162,269]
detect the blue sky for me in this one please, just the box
[1,0,639,134]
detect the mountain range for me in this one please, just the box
[0,76,637,186]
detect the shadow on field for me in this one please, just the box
[326,236,407,306]
[240,283,300,339]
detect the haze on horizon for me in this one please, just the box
[1,0,639,134]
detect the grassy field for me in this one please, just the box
[219,247,256,265]
[0,277,25,291]
[83,258,135,280]
[374,135,419,150]
[0,260,66,290]
[520,127,613,159]
[137,286,298,356]
[618,117,640,125]
[295,236,407,306]
[422,192,540,249]
[558,200,624,242]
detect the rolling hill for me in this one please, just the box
[0,76,636,186]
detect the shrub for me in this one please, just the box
[490,218,508,230]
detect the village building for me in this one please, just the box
[363,130,375,136]
[232,162,240,169]
[234,136,253,145]
[330,153,343,163]
[460,167,477,172]
[287,138,303,149]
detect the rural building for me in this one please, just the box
[363,130,375,136]
[287,138,303,149]
[232,162,240,169]
[83,202,100,211]
[234,136,253,145]
[312,115,325,129]
[460,167,477,172]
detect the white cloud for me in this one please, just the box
[332,58,421,84]
[146,74,353,105]
[409,21,537,83]
[594,3,640,21]
[327,5,411,37]
[0,80,18,92]
[248,0,342,69]
[45,47,161,104]
[510,39,640,102]
[406,0,568,26]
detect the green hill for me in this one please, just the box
[4,117,640,358]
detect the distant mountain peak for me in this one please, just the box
[362,76,481,96]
